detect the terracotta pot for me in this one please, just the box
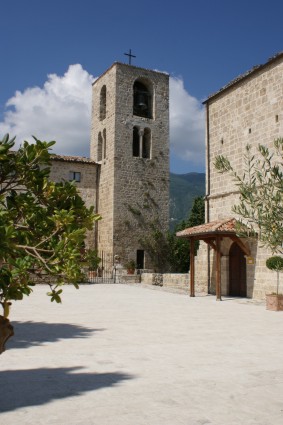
[0,315,14,354]
[266,294,283,311]
[127,269,135,275]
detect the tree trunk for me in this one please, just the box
[0,315,14,355]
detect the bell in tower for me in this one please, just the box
[136,93,148,111]
[133,80,151,118]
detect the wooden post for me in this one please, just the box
[216,236,222,301]
[190,238,195,297]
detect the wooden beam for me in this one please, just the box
[190,238,195,297]
[200,237,217,251]
[216,235,222,301]
[230,235,250,256]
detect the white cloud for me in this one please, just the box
[0,64,94,156]
[169,76,205,169]
[0,66,205,168]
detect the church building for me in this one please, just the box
[177,52,283,300]
[48,53,283,298]
[49,62,170,270]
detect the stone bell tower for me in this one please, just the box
[90,62,169,268]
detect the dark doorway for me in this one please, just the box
[229,242,247,297]
[136,250,145,269]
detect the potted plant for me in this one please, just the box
[124,259,136,275]
[85,249,101,279]
[265,256,283,311]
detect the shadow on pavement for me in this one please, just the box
[7,321,105,350]
[0,367,133,412]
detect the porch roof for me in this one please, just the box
[176,218,237,238]
[177,217,251,301]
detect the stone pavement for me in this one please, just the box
[0,284,283,425]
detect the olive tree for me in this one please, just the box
[0,134,100,353]
[214,138,283,254]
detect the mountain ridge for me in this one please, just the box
[169,172,205,228]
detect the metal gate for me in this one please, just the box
[87,251,116,284]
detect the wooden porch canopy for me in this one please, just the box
[176,218,251,301]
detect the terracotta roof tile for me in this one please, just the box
[50,154,96,164]
[176,218,236,238]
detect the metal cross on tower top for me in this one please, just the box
[124,49,136,65]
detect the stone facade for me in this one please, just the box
[91,63,169,267]
[141,272,190,291]
[50,63,170,268]
[49,155,98,249]
[196,52,283,299]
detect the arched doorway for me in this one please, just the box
[229,242,247,297]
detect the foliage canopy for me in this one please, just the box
[214,138,283,254]
[139,196,205,273]
[0,134,100,319]
[266,256,283,295]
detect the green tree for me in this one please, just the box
[187,196,205,228]
[139,221,171,272]
[139,196,205,273]
[214,138,283,254]
[0,134,100,353]
[266,256,283,295]
[168,196,205,272]
[166,228,189,273]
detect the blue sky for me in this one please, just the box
[0,0,282,173]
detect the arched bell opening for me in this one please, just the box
[133,79,153,118]
[142,128,151,159]
[133,126,140,157]
[103,128,106,159]
[97,132,103,162]
[99,85,106,121]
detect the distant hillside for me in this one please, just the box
[169,172,205,229]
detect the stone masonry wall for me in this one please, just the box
[49,158,97,248]
[91,63,169,265]
[91,65,117,255]
[140,272,211,295]
[208,57,283,199]
[194,241,209,294]
[203,55,283,299]
[141,273,189,291]
[113,64,169,266]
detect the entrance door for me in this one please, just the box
[229,242,247,297]
[136,250,145,270]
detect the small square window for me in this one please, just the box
[69,171,81,182]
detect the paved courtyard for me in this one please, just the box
[0,283,283,425]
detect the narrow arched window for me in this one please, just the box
[133,126,140,157]
[98,132,103,161]
[103,129,106,159]
[99,85,106,121]
[142,128,151,159]
[133,79,152,118]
